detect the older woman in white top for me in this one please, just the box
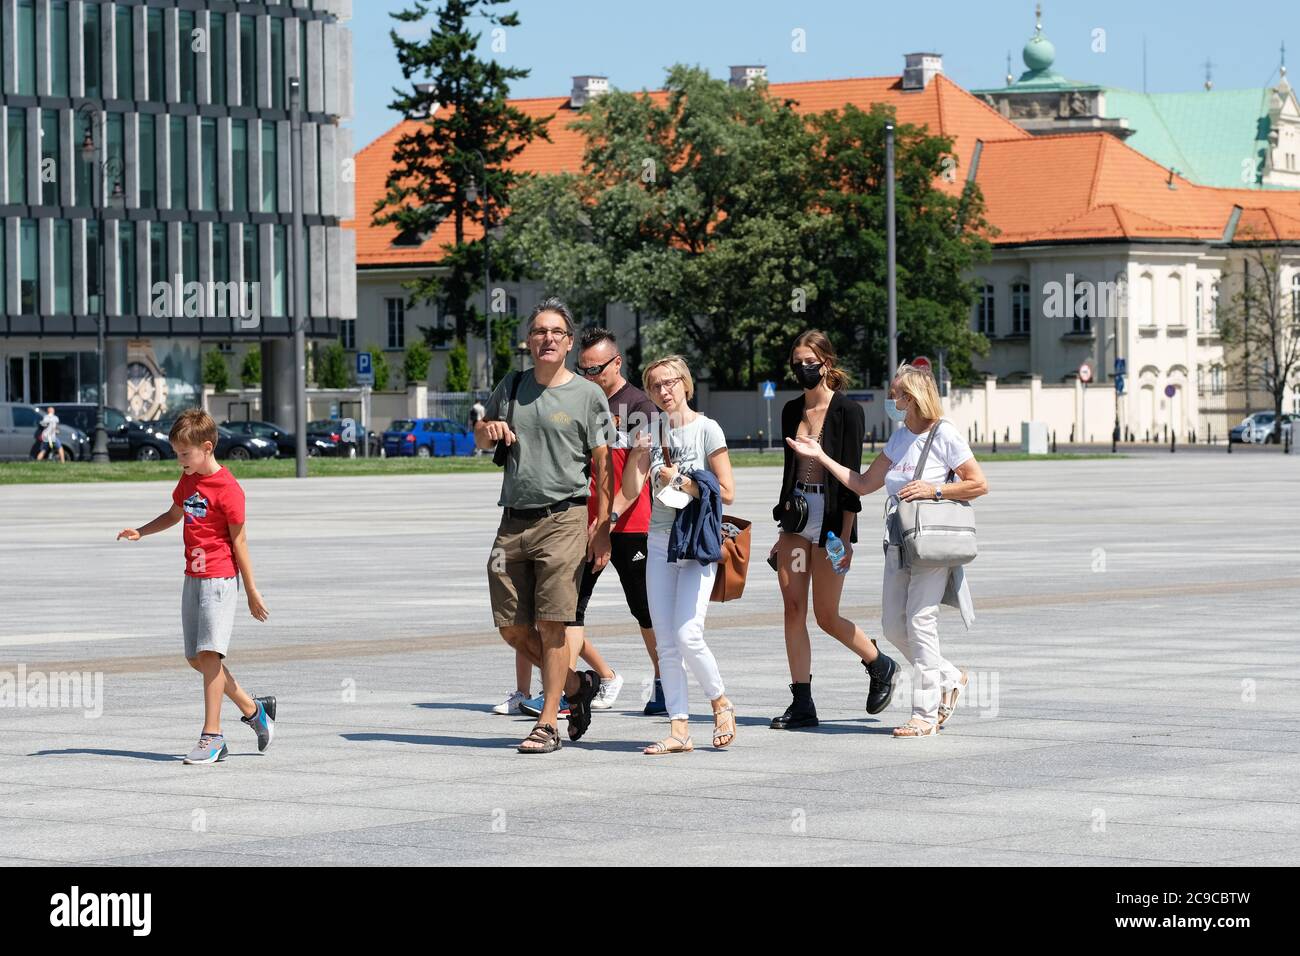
[788,363,988,737]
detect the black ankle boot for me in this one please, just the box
[770,680,819,729]
[864,654,899,715]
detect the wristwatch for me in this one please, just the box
[934,486,944,500]
[609,510,620,525]
[671,473,687,491]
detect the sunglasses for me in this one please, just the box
[576,356,619,377]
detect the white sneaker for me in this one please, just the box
[591,672,624,710]
[493,691,528,715]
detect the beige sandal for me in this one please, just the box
[937,671,969,729]
[644,734,694,756]
[712,705,736,749]
[892,718,938,738]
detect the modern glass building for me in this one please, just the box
[0,0,354,423]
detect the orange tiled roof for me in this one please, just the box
[345,72,1300,267]
[346,73,1028,266]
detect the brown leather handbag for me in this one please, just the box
[711,515,752,603]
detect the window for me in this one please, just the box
[340,319,356,350]
[387,298,406,349]
[213,223,230,284]
[181,223,198,289]
[261,121,277,212]
[0,226,6,315]
[41,110,60,206]
[975,284,994,335]
[1072,284,1092,333]
[147,9,164,102]
[201,119,217,211]
[107,112,123,192]
[231,119,248,212]
[50,1,70,97]
[1292,274,1300,324]
[271,225,286,316]
[1195,282,1205,331]
[114,5,133,100]
[271,17,285,110]
[179,11,197,104]
[1209,282,1220,331]
[54,221,71,313]
[8,110,27,205]
[243,225,259,283]
[149,223,166,290]
[239,15,256,107]
[19,220,38,313]
[86,220,100,313]
[117,223,136,315]
[1211,366,1224,395]
[139,114,157,208]
[83,2,101,99]
[16,1,35,95]
[1011,282,1030,334]
[170,117,187,210]
[210,14,227,107]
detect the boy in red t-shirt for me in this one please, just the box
[117,409,274,764]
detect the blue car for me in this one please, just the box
[383,418,476,457]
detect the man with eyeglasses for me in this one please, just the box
[476,298,615,754]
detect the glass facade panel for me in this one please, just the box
[271,18,285,110]
[17,1,36,95]
[149,223,166,290]
[41,110,60,207]
[54,220,71,313]
[170,117,187,210]
[147,9,164,103]
[83,2,101,99]
[201,119,217,211]
[231,119,248,212]
[19,220,38,313]
[139,114,157,208]
[117,222,136,315]
[85,220,100,313]
[239,15,256,107]
[261,121,277,212]
[8,111,27,205]
[51,1,70,97]
[114,5,133,101]
[210,13,227,107]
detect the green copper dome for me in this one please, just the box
[1023,33,1055,73]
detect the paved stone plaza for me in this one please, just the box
[1,452,1297,866]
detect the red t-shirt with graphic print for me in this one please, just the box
[172,466,245,578]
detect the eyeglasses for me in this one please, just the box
[576,356,619,377]
[649,376,684,394]
[528,327,571,341]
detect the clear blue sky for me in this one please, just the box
[350,0,1294,149]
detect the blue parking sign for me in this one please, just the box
[356,351,374,386]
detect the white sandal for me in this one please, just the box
[892,718,938,738]
[937,671,969,728]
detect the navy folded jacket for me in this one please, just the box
[667,469,724,565]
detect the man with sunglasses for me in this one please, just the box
[477,298,614,754]
[567,328,665,715]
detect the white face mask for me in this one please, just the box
[885,398,908,423]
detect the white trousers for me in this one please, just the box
[881,545,963,722]
[646,530,724,720]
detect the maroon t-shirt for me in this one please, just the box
[587,381,657,534]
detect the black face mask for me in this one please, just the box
[791,362,824,390]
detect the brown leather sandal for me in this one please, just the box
[517,723,561,754]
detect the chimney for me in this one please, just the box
[729,65,767,89]
[570,75,609,109]
[902,52,943,91]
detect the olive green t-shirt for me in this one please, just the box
[484,370,612,510]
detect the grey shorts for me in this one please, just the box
[182,575,238,659]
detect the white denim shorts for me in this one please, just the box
[793,482,825,545]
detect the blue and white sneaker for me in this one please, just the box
[241,695,276,752]
[183,733,228,765]
[518,693,570,720]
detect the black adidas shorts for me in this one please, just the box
[568,531,652,630]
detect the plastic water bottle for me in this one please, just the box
[825,531,848,575]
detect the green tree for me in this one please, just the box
[239,348,261,388]
[501,66,993,388]
[316,342,350,389]
[404,340,432,386]
[202,349,230,392]
[374,0,549,364]
[368,346,391,391]
[445,339,470,391]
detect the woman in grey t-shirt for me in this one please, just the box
[622,355,737,755]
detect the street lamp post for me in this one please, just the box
[885,122,898,424]
[289,77,308,477]
[79,105,123,464]
[465,150,492,390]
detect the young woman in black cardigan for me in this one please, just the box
[768,331,899,729]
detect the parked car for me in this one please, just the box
[0,403,91,461]
[220,420,337,457]
[1230,411,1295,444]
[307,418,380,457]
[48,403,174,461]
[383,418,476,458]
[157,421,278,461]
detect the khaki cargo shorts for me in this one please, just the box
[487,506,588,628]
